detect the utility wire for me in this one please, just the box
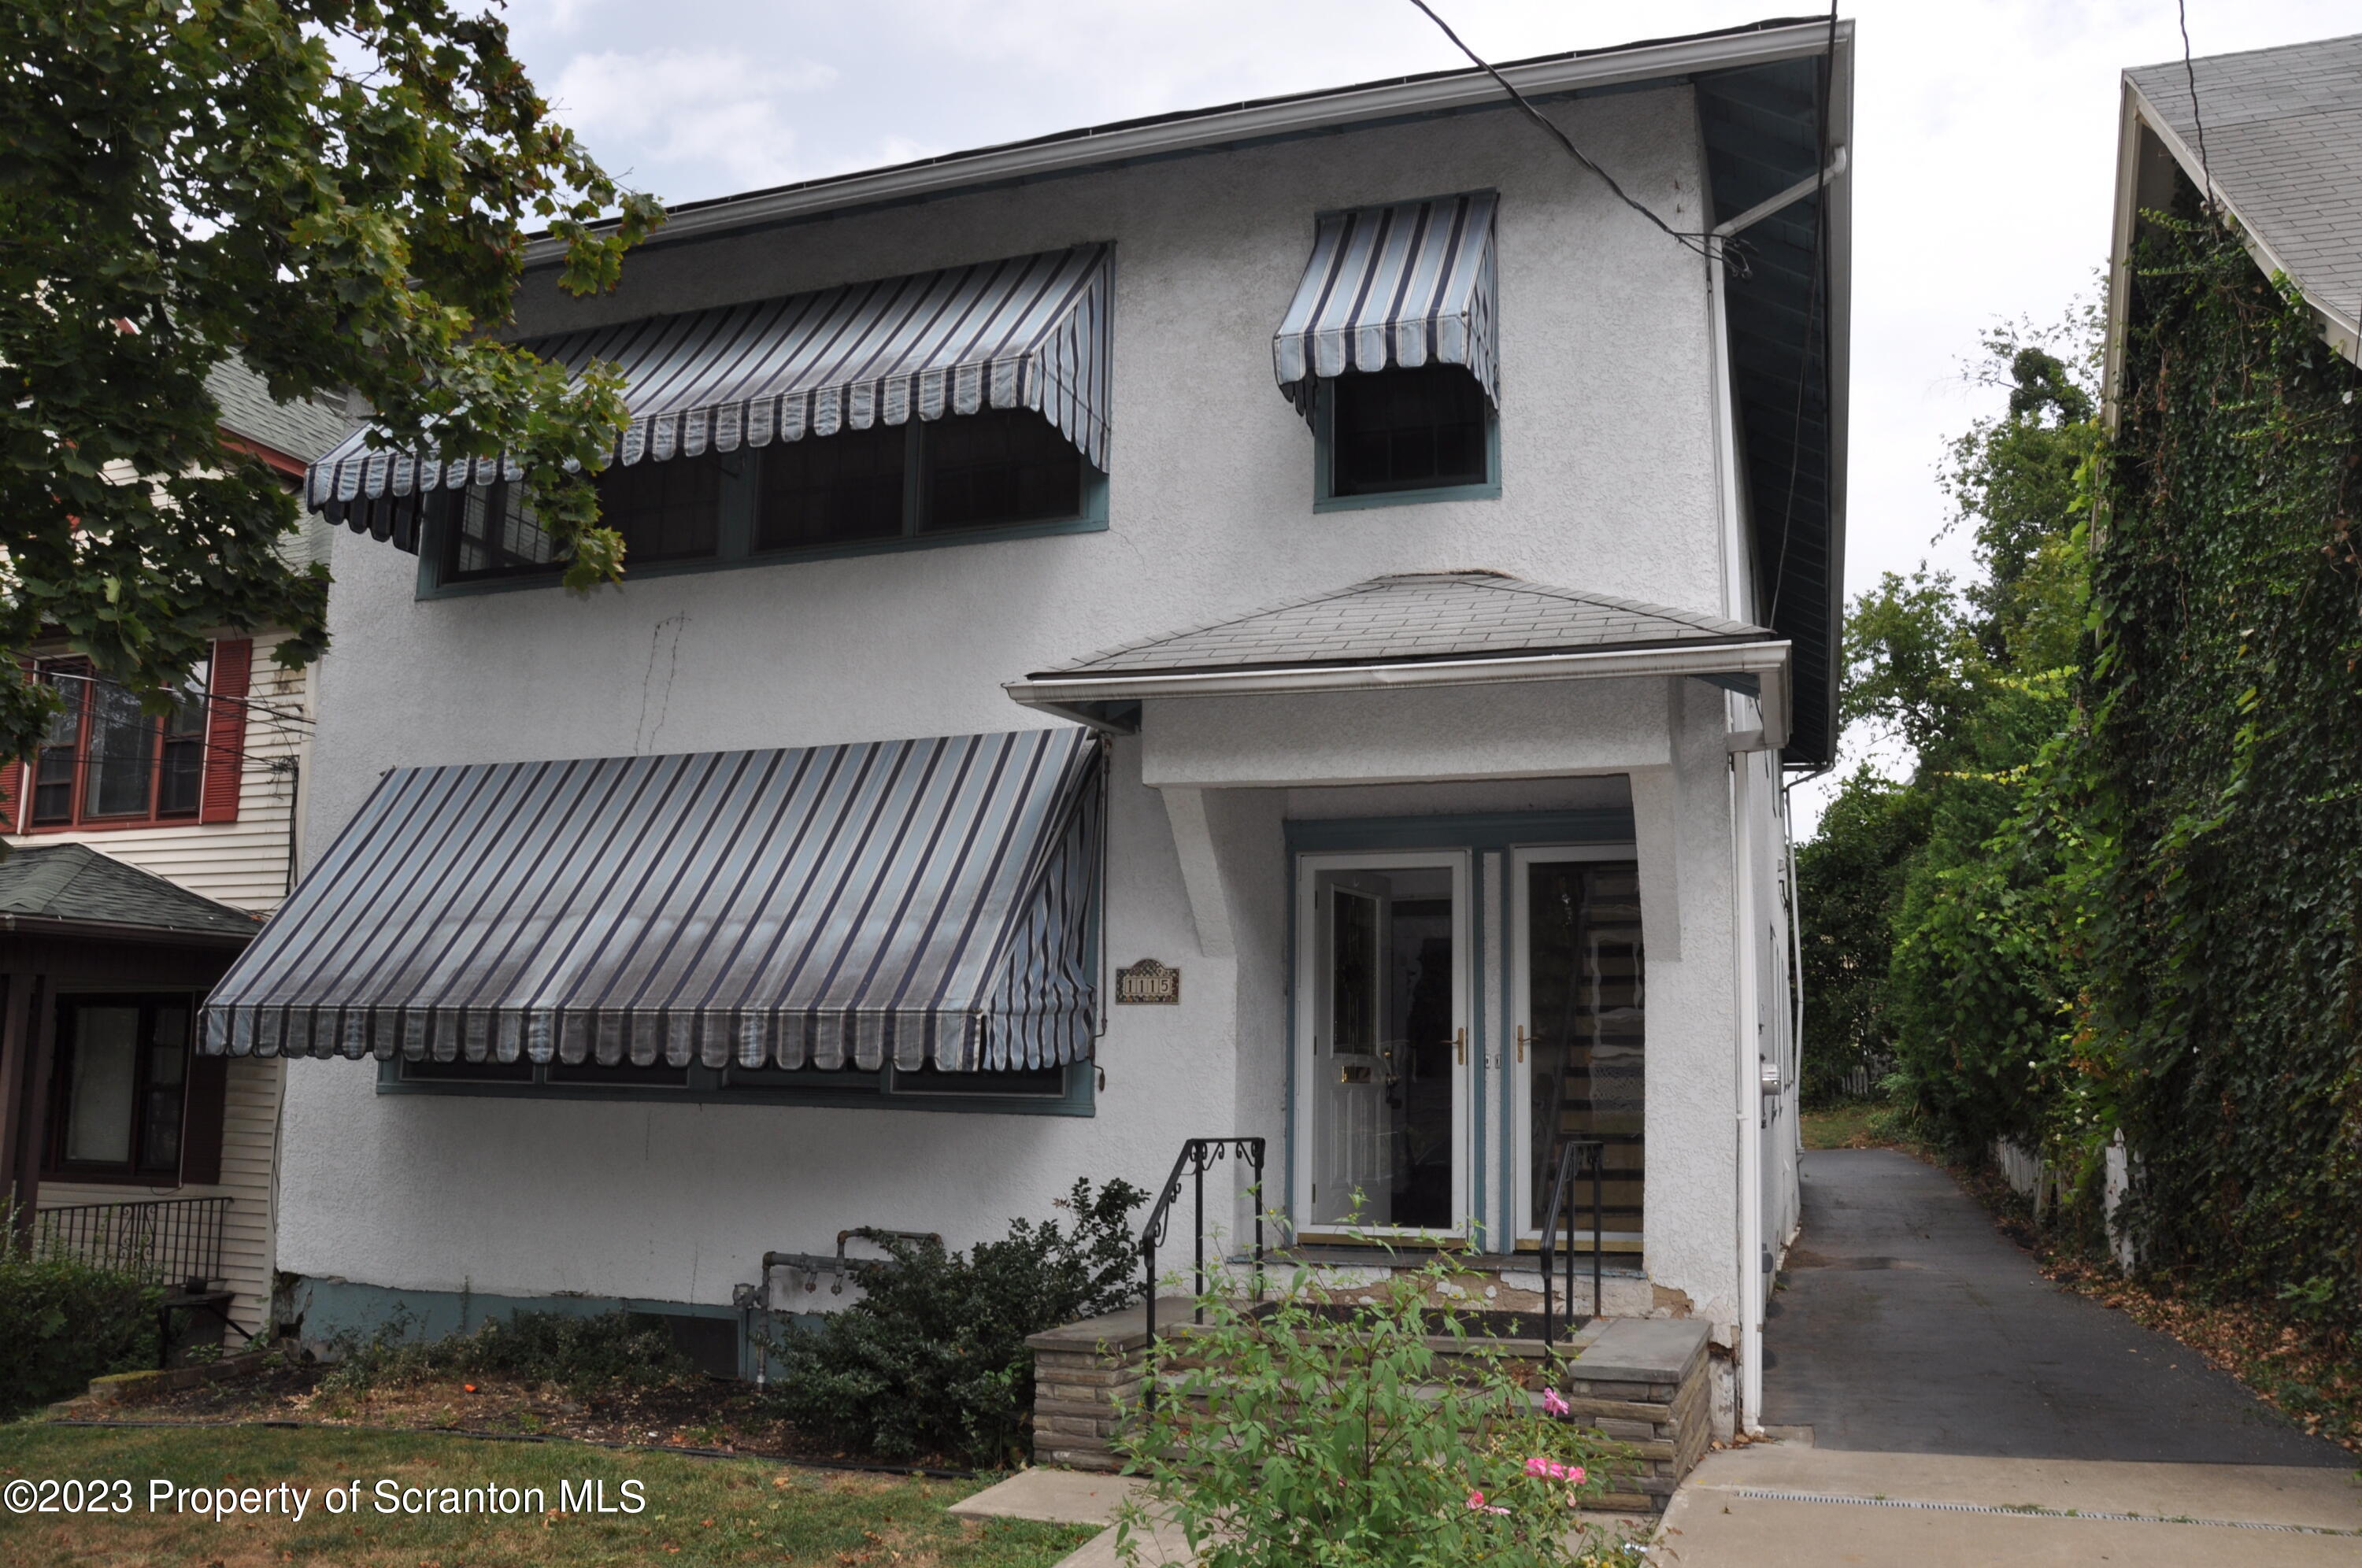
[1403,0,1719,261]
[2176,0,2217,212]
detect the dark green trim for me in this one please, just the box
[415,440,1109,601]
[374,1055,1098,1116]
[1284,808,1635,856]
[1311,373,1501,512]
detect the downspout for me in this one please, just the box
[1707,142,1845,1439]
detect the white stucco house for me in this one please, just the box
[201,17,1850,1432]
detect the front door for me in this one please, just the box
[1512,848,1646,1248]
[1294,852,1468,1237]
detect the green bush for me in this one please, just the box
[763,1178,1144,1466]
[0,1246,162,1415]
[1116,1257,1636,1568]
[323,1307,696,1394]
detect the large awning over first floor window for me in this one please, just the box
[305,242,1115,533]
[199,728,1102,1072]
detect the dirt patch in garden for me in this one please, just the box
[55,1358,976,1473]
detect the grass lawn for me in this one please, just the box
[0,1422,1099,1567]
[1800,1101,1905,1150]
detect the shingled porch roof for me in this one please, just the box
[1006,570,1790,742]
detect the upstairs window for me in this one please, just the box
[1326,364,1492,497]
[29,659,211,828]
[431,410,1099,589]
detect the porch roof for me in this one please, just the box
[198,729,1103,1073]
[0,843,258,945]
[1005,570,1790,744]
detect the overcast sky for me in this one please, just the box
[498,0,2356,812]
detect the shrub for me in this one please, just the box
[0,1244,162,1415]
[1116,1257,1637,1568]
[323,1307,697,1394]
[764,1178,1145,1466]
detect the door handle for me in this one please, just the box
[1454,1027,1466,1067]
[1516,1024,1527,1063]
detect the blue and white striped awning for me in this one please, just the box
[1272,191,1498,417]
[199,729,1101,1073]
[307,245,1114,523]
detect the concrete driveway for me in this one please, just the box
[1657,1148,2359,1564]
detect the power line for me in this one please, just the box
[2176,0,2217,212]
[1402,0,1720,262]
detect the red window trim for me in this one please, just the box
[15,638,250,834]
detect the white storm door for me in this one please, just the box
[1512,846,1646,1247]
[1294,850,1470,1240]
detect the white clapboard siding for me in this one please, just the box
[6,631,312,914]
[39,1056,285,1333]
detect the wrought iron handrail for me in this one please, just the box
[1139,1137,1265,1411]
[31,1196,230,1289]
[1538,1139,1605,1353]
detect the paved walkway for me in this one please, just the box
[1655,1148,2360,1565]
[1762,1148,2346,1463]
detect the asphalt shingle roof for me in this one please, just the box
[205,361,354,465]
[1031,570,1773,680]
[0,843,260,939]
[2127,35,2362,331]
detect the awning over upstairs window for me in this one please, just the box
[306,245,1114,531]
[1272,190,1498,417]
[199,728,1101,1073]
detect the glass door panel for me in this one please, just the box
[1297,854,1466,1236]
[1515,851,1646,1246]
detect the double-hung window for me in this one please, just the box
[28,660,212,828]
[1320,364,1495,501]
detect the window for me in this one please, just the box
[1317,364,1498,507]
[46,997,196,1182]
[387,1052,1089,1113]
[430,411,1101,591]
[29,659,211,828]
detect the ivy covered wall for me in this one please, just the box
[2094,210,2362,1337]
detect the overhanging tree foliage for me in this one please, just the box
[1,0,662,760]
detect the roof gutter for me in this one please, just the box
[529,20,1844,262]
[1006,638,1792,746]
[0,912,256,949]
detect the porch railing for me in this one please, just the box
[1538,1139,1605,1354]
[1139,1137,1265,1411]
[31,1196,229,1289]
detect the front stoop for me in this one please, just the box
[1028,1306,1713,1511]
[1562,1318,1713,1512]
[1026,1303,1163,1473]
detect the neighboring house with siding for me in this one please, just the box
[204,18,1850,1433]
[0,361,349,1339]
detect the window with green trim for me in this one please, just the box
[1315,365,1499,509]
[430,410,1099,589]
[383,1053,1090,1114]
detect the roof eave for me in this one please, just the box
[0,911,256,949]
[1006,638,1794,747]
[526,19,1846,264]
[2116,79,2362,370]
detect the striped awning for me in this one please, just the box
[307,244,1114,526]
[1272,191,1498,417]
[199,729,1102,1073]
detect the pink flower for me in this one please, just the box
[1465,1490,1509,1516]
[1566,1466,1586,1486]
[1542,1388,1572,1417]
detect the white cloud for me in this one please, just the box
[548,48,838,190]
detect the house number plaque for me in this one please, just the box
[1115,959,1180,1004]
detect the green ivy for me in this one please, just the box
[2089,209,2362,1338]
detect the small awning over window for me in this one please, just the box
[199,729,1102,1073]
[1272,191,1498,417]
[306,244,1114,530]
